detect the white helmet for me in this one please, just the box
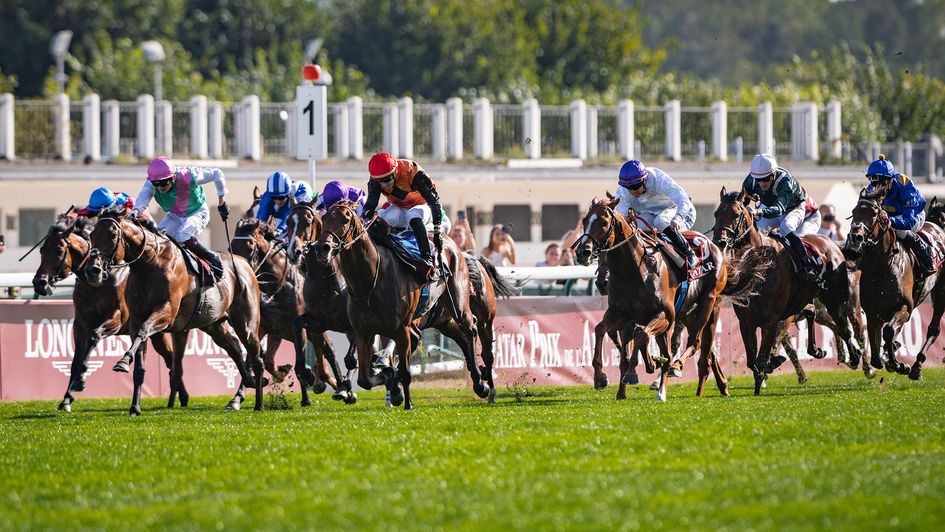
[750,154,778,179]
[266,171,292,196]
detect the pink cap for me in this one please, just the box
[147,156,175,181]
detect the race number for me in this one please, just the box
[296,85,327,160]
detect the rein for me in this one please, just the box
[89,217,152,276]
[717,201,754,249]
[323,204,380,302]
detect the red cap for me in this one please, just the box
[368,152,397,179]
[302,64,321,81]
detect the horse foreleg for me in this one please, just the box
[151,333,185,408]
[883,307,912,375]
[592,313,612,389]
[911,293,945,380]
[291,315,316,388]
[653,330,672,402]
[355,335,387,392]
[478,318,497,404]
[696,304,725,397]
[129,342,147,416]
[58,322,100,412]
[804,305,828,360]
[616,329,631,400]
[777,323,806,385]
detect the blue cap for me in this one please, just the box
[87,187,117,212]
[266,171,292,196]
[618,160,647,187]
[866,154,897,179]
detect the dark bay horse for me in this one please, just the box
[575,197,729,401]
[712,188,871,394]
[84,209,264,414]
[314,201,489,410]
[32,215,182,412]
[845,192,945,379]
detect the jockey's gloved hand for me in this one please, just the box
[218,202,230,221]
[432,224,443,254]
[362,209,376,220]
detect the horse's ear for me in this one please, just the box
[289,195,298,207]
[740,191,751,205]
[720,186,727,200]
[607,196,620,210]
[605,190,614,200]
[253,185,261,200]
[931,196,939,209]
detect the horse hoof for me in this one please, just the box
[767,355,788,372]
[810,348,827,360]
[57,402,71,413]
[254,404,263,412]
[331,391,345,401]
[655,391,667,402]
[487,386,497,404]
[615,391,626,400]
[112,361,130,373]
[669,368,683,378]
[908,365,922,381]
[259,376,271,387]
[473,382,490,399]
[300,398,312,407]
[179,395,189,408]
[623,374,639,385]
[896,363,911,376]
[870,357,884,370]
[389,386,405,407]
[225,400,241,411]
[241,376,257,389]
[404,403,415,411]
[797,375,808,386]
[297,368,316,387]
[593,375,609,390]
[129,406,141,416]
[649,380,660,391]
[343,393,358,405]
[864,367,876,380]
[312,382,327,394]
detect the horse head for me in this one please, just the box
[231,217,277,270]
[928,196,945,228]
[315,201,364,264]
[285,198,321,262]
[713,186,754,252]
[845,193,890,257]
[32,215,92,296]
[574,196,623,266]
[84,208,133,287]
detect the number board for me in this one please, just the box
[296,85,327,160]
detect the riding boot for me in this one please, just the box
[184,238,224,281]
[409,218,438,282]
[662,225,696,274]
[900,231,937,277]
[785,232,819,283]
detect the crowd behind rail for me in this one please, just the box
[25,148,945,413]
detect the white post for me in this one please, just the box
[81,94,101,161]
[334,104,349,159]
[904,141,913,177]
[155,100,172,156]
[664,99,681,161]
[446,97,463,161]
[136,94,154,159]
[431,104,447,162]
[397,96,413,159]
[347,96,363,160]
[570,99,588,160]
[208,102,223,159]
[54,93,71,161]
[826,99,842,160]
[791,102,818,161]
[758,102,774,154]
[189,95,208,159]
[473,97,493,160]
[586,106,598,159]
[383,103,399,155]
[285,105,297,159]
[101,100,119,160]
[242,95,261,161]
[523,98,541,159]
[0,93,13,160]
[711,100,728,161]
[617,99,635,160]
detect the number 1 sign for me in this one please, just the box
[296,84,327,160]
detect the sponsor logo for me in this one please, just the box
[206,358,240,388]
[50,360,104,378]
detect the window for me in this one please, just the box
[19,209,56,246]
[541,204,580,241]
[491,204,531,242]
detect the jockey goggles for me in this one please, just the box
[271,193,288,201]
[755,172,776,183]
[152,177,174,188]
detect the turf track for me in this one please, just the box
[1,369,944,530]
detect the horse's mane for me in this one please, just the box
[236,217,277,241]
[858,186,886,202]
[48,216,93,238]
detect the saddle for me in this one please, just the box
[777,235,826,284]
[177,245,216,288]
[368,219,446,286]
[656,232,716,281]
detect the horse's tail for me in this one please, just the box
[722,246,775,306]
[470,253,520,299]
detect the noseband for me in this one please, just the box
[847,199,890,250]
[88,217,149,276]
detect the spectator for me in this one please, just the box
[449,213,477,252]
[481,224,517,267]
[0,234,5,254]
[558,217,584,266]
[536,243,563,267]
[818,203,844,242]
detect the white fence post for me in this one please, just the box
[347,96,363,159]
[383,103,399,155]
[334,104,349,159]
[54,93,71,161]
[791,102,818,161]
[190,95,208,159]
[241,95,260,161]
[446,97,463,161]
[711,100,728,161]
[101,100,119,160]
[285,105,297,159]
[233,100,244,157]
[758,102,774,155]
[586,106,598,159]
[0,93,13,160]
[398,96,413,158]
[826,99,842,160]
[570,99,588,160]
[664,99,681,161]
[208,102,223,159]
[155,100,172,156]
[903,141,913,177]
[617,99,635,160]
[431,104,447,162]
[136,94,154,159]
[474,97,493,160]
[523,98,541,159]
[82,94,101,162]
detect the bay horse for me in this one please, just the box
[574,197,729,401]
[32,215,183,412]
[232,213,355,406]
[712,188,871,394]
[314,200,489,410]
[84,209,264,414]
[844,190,945,379]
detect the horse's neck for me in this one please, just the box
[608,218,647,279]
[123,223,170,272]
[67,235,89,274]
[862,230,904,277]
[337,231,380,296]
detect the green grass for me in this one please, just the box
[2,369,945,530]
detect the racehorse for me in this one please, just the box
[84,209,264,414]
[574,197,730,401]
[314,200,489,410]
[844,189,945,379]
[712,188,871,394]
[927,197,945,227]
[32,215,183,412]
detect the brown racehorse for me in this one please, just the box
[574,197,729,401]
[32,215,182,412]
[314,201,489,409]
[84,209,264,414]
[844,191,945,379]
[712,188,871,394]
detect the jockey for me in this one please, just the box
[74,187,135,218]
[742,153,821,278]
[132,156,230,280]
[315,180,367,216]
[256,171,312,237]
[362,152,446,281]
[864,154,935,276]
[613,160,697,271]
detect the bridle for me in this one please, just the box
[572,204,643,262]
[715,200,755,249]
[88,216,150,278]
[320,202,380,301]
[40,227,91,286]
[846,198,890,251]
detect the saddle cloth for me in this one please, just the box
[781,237,826,280]
[178,245,216,288]
[916,228,945,269]
[657,232,717,280]
[369,223,447,285]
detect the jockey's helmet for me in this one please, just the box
[266,171,293,197]
[320,180,349,209]
[368,152,398,180]
[866,154,897,183]
[147,156,175,182]
[618,160,647,188]
[750,153,778,179]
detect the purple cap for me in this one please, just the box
[618,160,647,187]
